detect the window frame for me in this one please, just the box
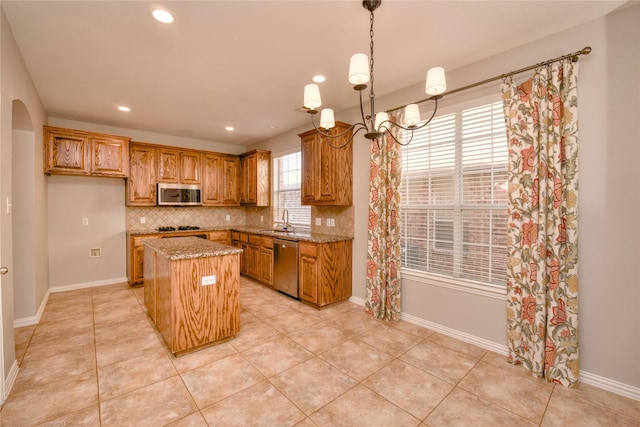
[271,149,311,230]
[398,94,508,299]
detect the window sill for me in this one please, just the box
[401,268,506,300]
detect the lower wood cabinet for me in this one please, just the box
[231,231,273,287]
[299,240,352,308]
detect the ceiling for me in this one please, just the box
[2,1,628,146]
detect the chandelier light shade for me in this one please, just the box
[320,109,335,129]
[303,84,322,110]
[349,53,371,86]
[426,67,447,95]
[303,0,446,148]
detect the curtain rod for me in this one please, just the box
[390,46,592,113]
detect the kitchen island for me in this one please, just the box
[143,236,242,355]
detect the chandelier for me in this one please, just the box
[303,0,447,148]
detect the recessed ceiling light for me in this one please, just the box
[117,106,131,112]
[225,126,235,132]
[268,125,278,129]
[312,75,326,83]
[152,8,174,24]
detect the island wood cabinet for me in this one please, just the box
[231,231,273,286]
[202,153,240,206]
[299,239,352,308]
[157,148,201,184]
[299,122,353,206]
[239,150,271,206]
[143,237,241,354]
[44,126,130,177]
[126,143,157,206]
[127,230,231,285]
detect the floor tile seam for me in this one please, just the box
[419,336,488,362]
[549,385,640,419]
[90,286,104,425]
[355,376,427,423]
[454,357,548,425]
[97,372,185,407]
[538,384,558,426]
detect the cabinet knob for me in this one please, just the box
[0,267,8,275]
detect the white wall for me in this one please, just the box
[253,5,640,394]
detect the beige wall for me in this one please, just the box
[1,8,48,395]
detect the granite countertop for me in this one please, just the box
[128,226,352,243]
[143,236,242,260]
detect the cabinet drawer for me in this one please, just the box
[133,235,159,247]
[231,231,240,241]
[299,241,318,257]
[249,234,273,248]
[208,230,229,242]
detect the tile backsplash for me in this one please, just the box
[126,205,354,238]
[126,206,246,231]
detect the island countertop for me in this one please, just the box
[143,236,242,261]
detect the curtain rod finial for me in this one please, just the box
[581,46,592,55]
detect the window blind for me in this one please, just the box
[400,101,508,287]
[272,151,311,228]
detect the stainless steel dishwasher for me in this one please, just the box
[273,238,299,298]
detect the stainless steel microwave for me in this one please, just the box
[157,183,202,206]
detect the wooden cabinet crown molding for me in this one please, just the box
[44,126,130,178]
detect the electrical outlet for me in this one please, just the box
[225,215,231,222]
[261,215,264,223]
[140,217,146,224]
[315,218,322,226]
[89,247,102,257]
[82,218,89,226]
[330,218,335,227]
[326,218,331,227]
[201,275,216,286]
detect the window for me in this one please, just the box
[399,100,508,287]
[272,151,310,229]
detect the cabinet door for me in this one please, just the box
[259,247,273,285]
[202,154,223,205]
[180,151,201,184]
[222,156,240,205]
[299,254,318,304]
[300,132,318,204]
[44,127,90,175]
[90,135,129,177]
[240,153,257,204]
[246,244,260,279]
[157,149,180,182]
[127,144,157,206]
[233,241,247,275]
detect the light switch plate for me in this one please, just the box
[315,218,322,226]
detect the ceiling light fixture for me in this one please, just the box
[117,106,131,112]
[152,8,174,24]
[225,126,235,131]
[303,0,446,148]
[312,75,326,83]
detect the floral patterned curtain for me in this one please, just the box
[502,61,580,387]
[365,117,403,321]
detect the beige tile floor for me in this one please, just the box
[2,277,638,426]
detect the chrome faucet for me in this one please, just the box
[282,209,290,231]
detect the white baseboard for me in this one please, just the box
[49,276,129,293]
[3,360,19,404]
[13,290,50,328]
[349,295,638,401]
[580,370,640,401]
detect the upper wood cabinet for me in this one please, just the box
[239,150,271,206]
[157,148,201,184]
[44,126,130,177]
[299,122,353,206]
[126,143,157,206]
[202,153,239,206]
